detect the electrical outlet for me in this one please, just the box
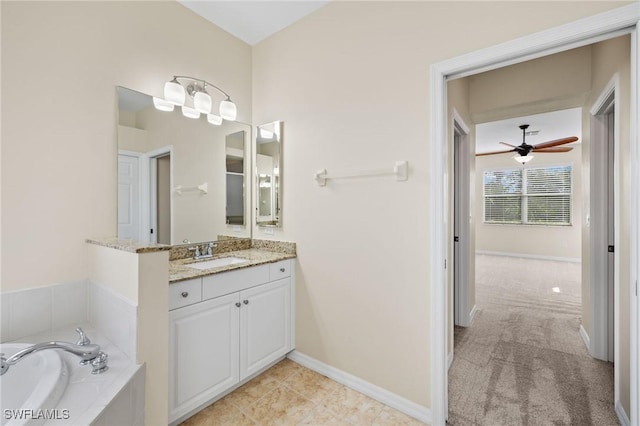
[263,227,274,235]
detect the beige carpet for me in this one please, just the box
[448,254,618,426]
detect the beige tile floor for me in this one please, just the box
[180,358,426,426]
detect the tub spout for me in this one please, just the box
[0,329,108,376]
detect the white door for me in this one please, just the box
[117,154,140,240]
[239,278,291,379]
[169,294,240,422]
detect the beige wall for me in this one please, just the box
[251,1,629,408]
[581,34,632,415]
[1,1,252,292]
[475,146,583,260]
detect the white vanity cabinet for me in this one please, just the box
[168,259,294,423]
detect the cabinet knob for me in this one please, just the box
[235,302,241,308]
[280,268,285,272]
[243,300,249,305]
[181,292,189,298]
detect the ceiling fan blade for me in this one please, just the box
[533,136,578,149]
[499,142,518,148]
[533,146,573,153]
[476,149,515,157]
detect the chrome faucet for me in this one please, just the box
[0,327,108,376]
[189,242,217,260]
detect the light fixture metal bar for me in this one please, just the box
[172,75,232,100]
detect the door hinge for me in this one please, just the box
[454,236,459,242]
[608,245,614,253]
[150,228,154,234]
[636,280,638,297]
[444,259,447,269]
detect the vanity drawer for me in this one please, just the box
[202,264,270,301]
[269,260,292,281]
[169,278,202,310]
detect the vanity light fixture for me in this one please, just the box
[160,75,237,122]
[207,114,223,126]
[152,97,174,112]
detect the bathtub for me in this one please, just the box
[0,344,69,426]
[1,327,143,426]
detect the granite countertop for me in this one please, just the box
[86,237,171,253]
[169,249,296,283]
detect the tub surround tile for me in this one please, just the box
[86,238,171,253]
[52,281,88,330]
[169,249,295,283]
[88,283,137,361]
[1,295,10,341]
[9,286,53,340]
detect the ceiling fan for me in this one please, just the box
[477,124,578,164]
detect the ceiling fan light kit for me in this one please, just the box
[478,123,578,164]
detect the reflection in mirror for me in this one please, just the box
[116,87,251,245]
[226,131,245,225]
[255,121,282,227]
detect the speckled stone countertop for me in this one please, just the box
[169,249,296,283]
[86,238,171,253]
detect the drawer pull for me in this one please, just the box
[181,292,189,298]
[280,268,285,272]
[235,302,241,308]
[243,300,249,305]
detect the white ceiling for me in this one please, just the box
[177,1,329,45]
[475,108,582,155]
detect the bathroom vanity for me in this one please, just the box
[167,251,295,424]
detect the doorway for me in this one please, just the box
[430,7,639,426]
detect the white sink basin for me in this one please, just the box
[186,257,249,270]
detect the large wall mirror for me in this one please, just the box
[255,121,282,227]
[117,86,251,245]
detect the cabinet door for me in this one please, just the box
[239,278,291,379]
[169,293,240,422]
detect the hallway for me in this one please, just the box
[448,255,617,425]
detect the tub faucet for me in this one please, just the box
[0,327,108,376]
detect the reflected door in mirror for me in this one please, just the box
[255,121,282,227]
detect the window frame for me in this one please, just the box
[482,164,573,226]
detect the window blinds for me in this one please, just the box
[483,165,572,225]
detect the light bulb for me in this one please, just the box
[194,91,212,114]
[181,106,200,119]
[153,97,174,112]
[164,79,186,105]
[219,99,237,121]
[207,114,222,125]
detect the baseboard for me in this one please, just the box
[447,352,454,370]
[476,250,581,263]
[287,351,431,424]
[469,304,478,325]
[579,324,590,351]
[615,399,630,426]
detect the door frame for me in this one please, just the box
[452,109,472,328]
[429,5,640,425]
[144,146,173,244]
[589,75,619,368]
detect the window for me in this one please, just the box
[483,165,572,225]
